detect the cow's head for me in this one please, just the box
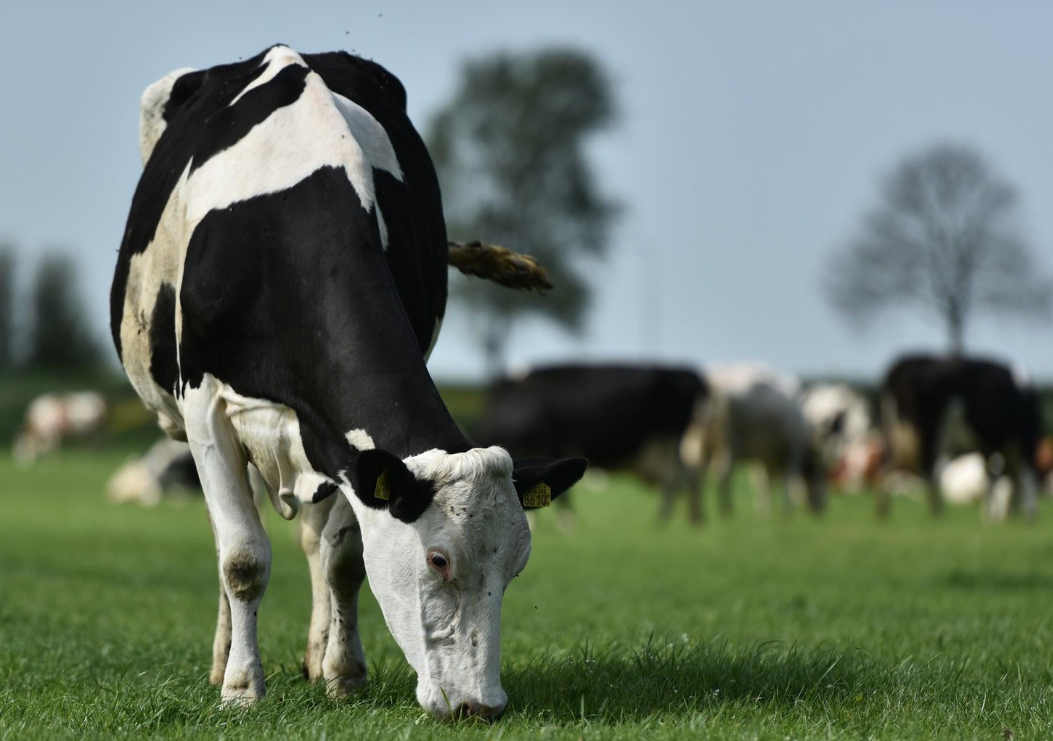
[343,446,585,720]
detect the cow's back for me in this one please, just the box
[475,365,706,466]
[111,46,454,478]
[881,354,1040,465]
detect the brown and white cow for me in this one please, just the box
[13,391,107,465]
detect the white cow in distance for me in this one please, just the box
[107,439,200,506]
[14,391,107,465]
[940,453,1013,519]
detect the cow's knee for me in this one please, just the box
[327,547,365,594]
[223,551,269,604]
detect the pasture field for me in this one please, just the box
[2,452,1053,740]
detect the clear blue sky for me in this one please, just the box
[2,1,1051,382]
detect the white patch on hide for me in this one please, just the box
[187,63,398,242]
[345,429,375,450]
[139,67,196,165]
[216,383,333,519]
[330,92,403,181]
[118,162,192,432]
[229,46,308,106]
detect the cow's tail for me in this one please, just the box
[447,241,552,291]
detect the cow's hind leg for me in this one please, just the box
[686,468,703,525]
[321,495,368,698]
[1006,448,1038,521]
[658,480,679,523]
[209,585,232,685]
[185,383,271,706]
[925,469,945,517]
[717,452,735,516]
[299,496,336,682]
[207,512,233,685]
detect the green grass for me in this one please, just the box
[2,452,1053,739]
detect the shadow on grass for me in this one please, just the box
[937,569,1053,591]
[501,634,872,723]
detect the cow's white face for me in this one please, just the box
[344,447,583,720]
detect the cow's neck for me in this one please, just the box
[296,259,470,464]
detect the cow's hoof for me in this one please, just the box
[220,687,264,708]
[220,670,265,707]
[325,673,367,699]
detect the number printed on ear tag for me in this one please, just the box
[522,482,551,508]
[375,471,390,501]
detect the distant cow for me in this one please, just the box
[878,354,1041,518]
[800,382,879,492]
[107,439,200,506]
[698,364,826,515]
[14,391,107,465]
[474,365,709,523]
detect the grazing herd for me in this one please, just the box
[5,44,1048,721]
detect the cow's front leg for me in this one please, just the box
[299,496,336,682]
[658,480,679,523]
[925,474,945,516]
[186,387,271,706]
[717,452,735,516]
[684,468,704,525]
[210,464,269,685]
[320,495,367,698]
[1009,463,1038,521]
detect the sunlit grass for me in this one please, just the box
[2,451,1052,739]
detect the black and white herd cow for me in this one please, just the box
[474,365,709,523]
[698,364,827,516]
[879,354,1041,519]
[111,46,585,719]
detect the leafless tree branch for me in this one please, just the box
[823,143,1050,354]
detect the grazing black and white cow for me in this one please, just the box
[878,354,1041,519]
[474,365,708,523]
[697,364,827,515]
[111,45,585,719]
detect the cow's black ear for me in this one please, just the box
[512,457,588,509]
[355,449,436,523]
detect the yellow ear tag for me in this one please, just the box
[375,471,390,501]
[522,482,552,508]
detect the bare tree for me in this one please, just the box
[824,143,1051,354]
[428,47,619,375]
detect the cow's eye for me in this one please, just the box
[427,548,452,580]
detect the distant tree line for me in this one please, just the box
[0,244,102,373]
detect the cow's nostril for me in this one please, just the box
[455,702,505,721]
